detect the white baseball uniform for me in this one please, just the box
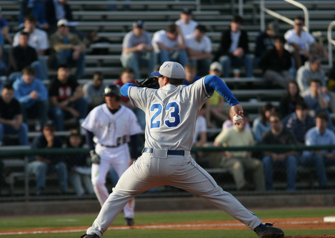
[81,104,142,219]
[86,76,262,237]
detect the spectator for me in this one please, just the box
[254,21,280,66]
[194,104,207,147]
[49,19,86,78]
[193,104,207,160]
[259,36,293,89]
[152,24,188,66]
[285,16,328,70]
[8,31,45,82]
[65,129,94,196]
[0,7,12,44]
[83,72,106,111]
[114,67,145,130]
[45,0,74,34]
[48,64,87,131]
[301,112,335,188]
[13,66,48,130]
[13,15,49,80]
[121,20,155,79]
[214,114,265,191]
[252,103,275,144]
[214,15,253,78]
[175,7,198,39]
[0,84,29,146]
[297,55,335,113]
[302,79,334,131]
[279,81,304,120]
[19,0,49,30]
[185,25,211,77]
[27,122,67,195]
[297,55,327,93]
[262,113,298,191]
[183,63,201,85]
[286,101,315,144]
[205,62,228,128]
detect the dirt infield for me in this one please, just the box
[0,217,334,236]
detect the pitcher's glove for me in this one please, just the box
[136,77,158,89]
[90,150,100,164]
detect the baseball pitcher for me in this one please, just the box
[81,62,284,238]
[81,84,142,226]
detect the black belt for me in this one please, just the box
[99,143,119,148]
[143,148,185,156]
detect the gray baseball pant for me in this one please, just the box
[86,152,262,237]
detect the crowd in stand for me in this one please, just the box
[1,1,335,195]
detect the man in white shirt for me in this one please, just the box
[121,20,155,79]
[285,16,328,70]
[175,8,198,39]
[13,15,49,80]
[152,24,188,66]
[185,24,211,76]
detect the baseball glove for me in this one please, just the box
[90,150,101,164]
[136,77,158,88]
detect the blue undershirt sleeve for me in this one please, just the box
[129,134,139,159]
[120,83,136,98]
[85,130,95,151]
[204,75,239,107]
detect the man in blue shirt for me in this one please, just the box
[13,66,48,129]
[301,112,335,188]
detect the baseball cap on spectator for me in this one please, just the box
[57,19,69,27]
[69,129,81,137]
[133,20,145,29]
[43,121,56,130]
[267,21,280,35]
[151,61,185,79]
[181,7,192,15]
[210,62,222,72]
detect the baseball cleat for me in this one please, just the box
[254,223,285,238]
[125,217,135,226]
[80,234,99,238]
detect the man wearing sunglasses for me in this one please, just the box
[284,16,328,70]
[262,112,298,191]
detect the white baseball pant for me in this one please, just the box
[92,143,135,218]
[87,151,262,237]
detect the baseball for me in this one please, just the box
[233,115,243,124]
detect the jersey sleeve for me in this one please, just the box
[81,108,98,133]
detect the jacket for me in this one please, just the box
[214,28,249,61]
[259,48,292,73]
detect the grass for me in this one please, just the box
[0,208,334,237]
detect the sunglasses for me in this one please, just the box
[270,120,279,124]
[295,22,303,26]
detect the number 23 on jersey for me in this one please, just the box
[150,102,180,129]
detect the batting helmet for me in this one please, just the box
[103,84,121,100]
